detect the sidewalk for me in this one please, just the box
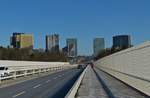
[76,66,108,98]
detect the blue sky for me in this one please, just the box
[0,0,150,55]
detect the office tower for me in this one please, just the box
[66,38,77,57]
[46,34,59,53]
[93,38,105,56]
[62,46,68,56]
[113,35,131,49]
[11,32,33,49]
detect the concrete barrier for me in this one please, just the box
[95,41,150,96]
[65,66,89,98]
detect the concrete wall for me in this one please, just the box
[95,41,150,96]
[0,60,70,70]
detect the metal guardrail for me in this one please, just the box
[0,60,75,83]
[65,65,89,98]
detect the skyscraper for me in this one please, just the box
[46,34,59,53]
[66,38,77,57]
[93,38,105,56]
[11,33,33,49]
[113,35,131,49]
[62,46,68,56]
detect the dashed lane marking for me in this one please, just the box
[12,91,26,98]
[33,84,41,89]
[46,80,51,83]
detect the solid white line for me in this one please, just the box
[33,84,41,89]
[12,91,26,98]
[46,80,51,83]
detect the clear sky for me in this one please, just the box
[0,0,150,55]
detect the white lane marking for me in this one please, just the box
[12,91,26,98]
[53,77,57,79]
[33,84,41,89]
[46,80,51,83]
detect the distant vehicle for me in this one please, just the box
[88,62,94,68]
[0,66,10,77]
[77,64,86,69]
[90,63,94,68]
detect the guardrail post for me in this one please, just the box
[55,67,57,71]
[38,69,41,73]
[32,69,35,74]
[44,68,47,72]
[53,67,55,71]
[13,71,17,79]
[48,68,50,72]
[24,70,27,76]
[47,68,49,72]
[0,77,1,84]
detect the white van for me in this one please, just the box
[0,66,10,77]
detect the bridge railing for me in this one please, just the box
[0,60,75,83]
[95,41,150,96]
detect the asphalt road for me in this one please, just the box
[0,68,82,98]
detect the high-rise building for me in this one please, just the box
[46,34,59,53]
[11,33,33,49]
[62,46,68,56]
[66,38,77,57]
[113,35,131,49]
[93,38,105,56]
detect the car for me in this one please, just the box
[77,64,87,69]
[0,66,10,77]
[89,63,94,68]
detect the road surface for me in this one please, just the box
[0,68,82,98]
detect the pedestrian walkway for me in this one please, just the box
[76,66,109,98]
